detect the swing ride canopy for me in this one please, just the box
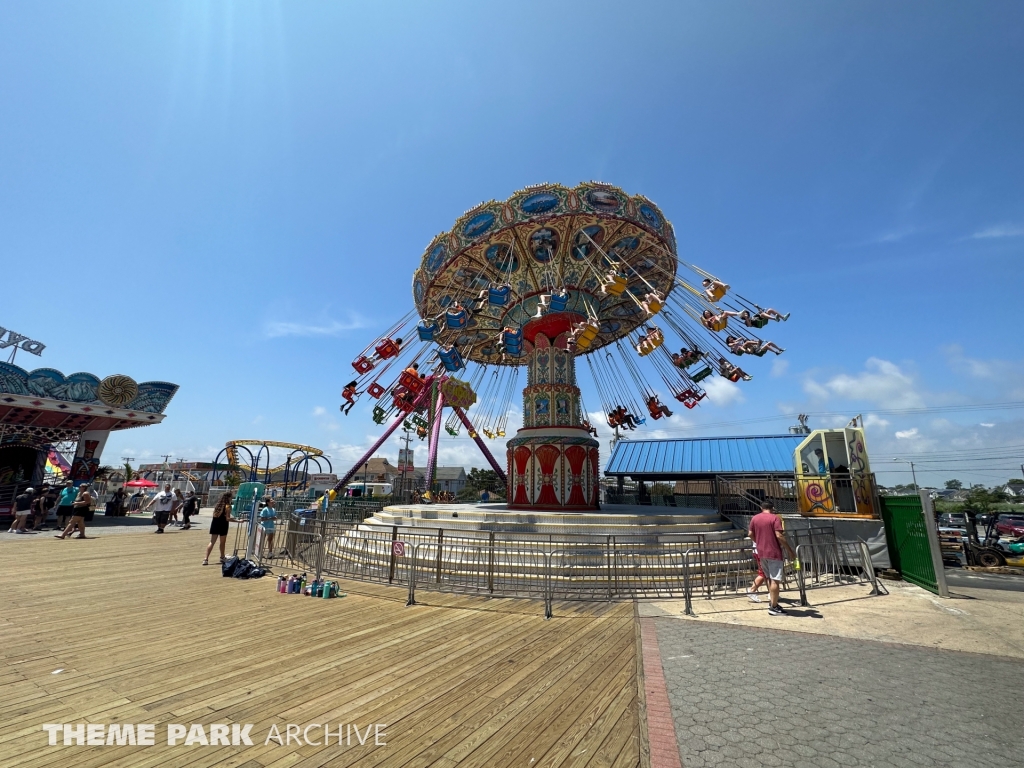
[412,182,679,364]
[338,181,790,501]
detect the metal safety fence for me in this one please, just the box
[794,540,882,606]
[234,511,881,617]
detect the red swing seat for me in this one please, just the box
[374,339,400,360]
[367,382,386,398]
[352,356,374,374]
[398,370,425,393]
[674,389,707,409]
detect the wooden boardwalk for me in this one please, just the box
[0,528,642,767]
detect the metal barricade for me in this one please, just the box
[795,540,880,606]
[259,511,882,618]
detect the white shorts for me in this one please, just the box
[15,511,30,518]
[760,558,784,581]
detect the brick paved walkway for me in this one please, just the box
[654,619,1024,768]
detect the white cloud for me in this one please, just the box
[804,358,924,409]
[970,224,1024,239]
[263,314,366,338]
[980,423,995,428]
[943,344,1020,381]
[702,376,745,407]
[312,406,327,417]
[873,227,917,244]
[863,414,890,429]
[895,428,918,439]
[770,358,789,378]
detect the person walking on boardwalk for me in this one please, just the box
[145,483,176,533]
[181,490,199,530]
[203,492,236,566]
[8,487,34,534]
[170,488,185,526]
[33,483,58,530]
[55,484,92,539]
[55,480,77,529]
[747,501,795,616]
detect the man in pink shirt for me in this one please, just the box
[748,501,796,616]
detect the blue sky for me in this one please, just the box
[2,2,1022,487]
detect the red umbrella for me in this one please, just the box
[124,478,158,488]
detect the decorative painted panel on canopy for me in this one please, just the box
[0,362,178,414]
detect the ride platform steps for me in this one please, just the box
[353,502,742,541]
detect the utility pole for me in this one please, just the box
[120,457,135,487]
[399,424,413,502]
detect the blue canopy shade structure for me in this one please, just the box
[605,435,803,478]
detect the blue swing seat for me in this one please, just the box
[445,308,469,329]
[417,322,439,341]
[439,346,465,372]
[488,285,511,306]
[547,290,569,312]
[502,328,523,356]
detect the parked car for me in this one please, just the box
[938,512,968,530]
[995,515,1024,537]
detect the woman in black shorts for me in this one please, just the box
[202,492,236,566]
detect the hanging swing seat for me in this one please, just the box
[372,406,387,425]
[691,366,713,382]
[643,293,663,315]
[673,350,704,369]
[445,426,459,437]
[468,429,478,439]
[646,398,667,420]
[398,370,425,392]
[417,322,439,341]
[601,274,628,296]
[674,389,707,409]
[393,392,416,413]
[488,284,512,306]
[572,321,600,350]
[502,328,524,356]
[704,316,728,332]
[367,382,386,399]
[496,429,505,437]
[352,356,374,374]
[374,338,401,360]
[636,328,664,356]
[720,364,752,383]
[411,414,429,428]
[483,428,495,439]
[748,316,769,329]
[546,290,570,312]
[706,285,727,302]
[439,345,465,372]
[445,307,469,329]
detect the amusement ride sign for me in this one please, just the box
[0,324,46,361]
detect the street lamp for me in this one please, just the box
[892,458,918,492]
[364,461,369,498]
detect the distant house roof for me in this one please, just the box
[605,436,803,478]
[434,466,467,481]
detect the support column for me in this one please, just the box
[506,329,599,511]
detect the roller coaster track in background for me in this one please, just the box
[216,440,332,488]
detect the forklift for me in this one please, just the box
[962,511,1007,568]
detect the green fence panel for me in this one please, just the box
[880,495,938,594]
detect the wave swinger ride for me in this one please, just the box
[335,182,790,511]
